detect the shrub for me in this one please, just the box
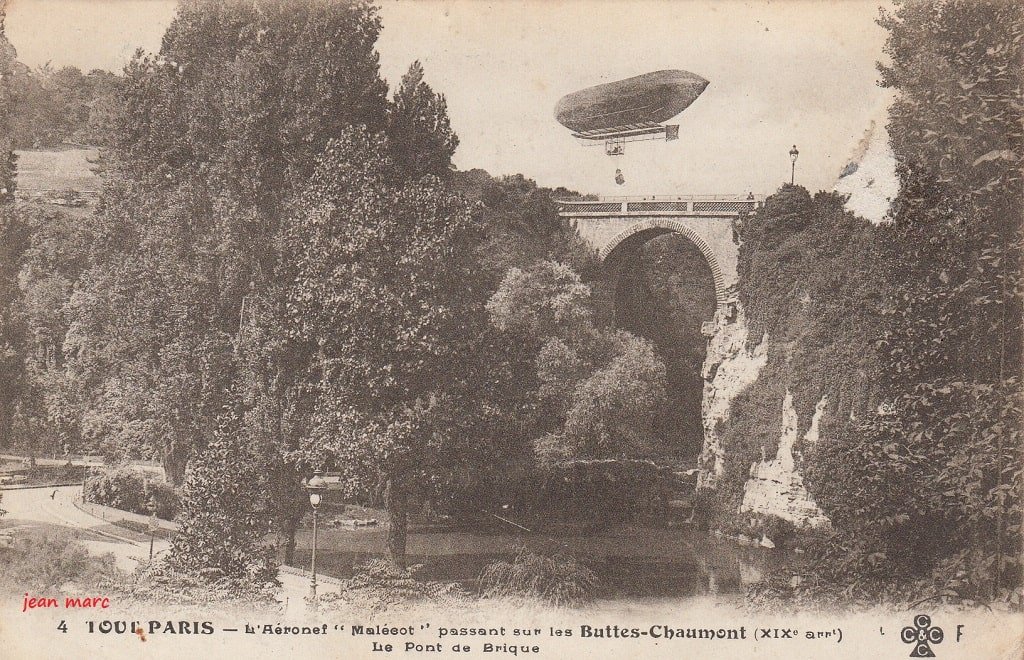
[143,480,180,520]
[317,559,472,614]
[478,546,598,607]
[170,413,277,582]
[83,468,179,520]
[108,558,279,612]
[0,531,118,595]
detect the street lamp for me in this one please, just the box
[146,495,157,560]
[304,471,327,600]
[789,145,799,185]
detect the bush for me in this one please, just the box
[83,468,179,520]
[0,531,118,594]
[478,546,598,607]
[108,558,279,611]
[316,559,472,614]
[170,415,277,582]
[25,462,87,485]
[143,480,180,520]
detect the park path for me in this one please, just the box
[1,485,314,611]
[1,485,158,570]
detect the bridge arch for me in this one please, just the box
[600,219,729,307]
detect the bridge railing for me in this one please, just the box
[556,194,764,217]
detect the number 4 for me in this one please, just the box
[57,620,68,633]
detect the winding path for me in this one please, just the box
[1,486,316,609]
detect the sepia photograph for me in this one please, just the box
[0,1,1020,658]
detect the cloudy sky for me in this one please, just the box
[5,0,894,197]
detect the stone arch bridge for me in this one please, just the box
[556,194,763,314]
[559,194,831,525]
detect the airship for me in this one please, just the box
[555,69,709,157]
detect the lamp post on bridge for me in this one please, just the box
[304,471,327,601]
[789,145,799,185]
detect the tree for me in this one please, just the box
[0,11,21,448]
[54,0,400,575]
[0,206,28,450]
[170,402,276,582]
[286,128,491,568]
[387,61,458,181]
[489,261,668,464]
[62,0,502,576]
[560,331,666,460]
[0,9,16,200]
[454,170,600,281]
[872,0,1022,599]
[8,65,120,148]
[787,0,1023,602]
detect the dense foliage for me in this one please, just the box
[59,0,409,575]
[454,169,599,280]
[110,557,279,611]
[698,188,886,516]
[0,205,27,451]
[9,204,91,457]
[813,0,1022,602]
[0,0,605,579]
[83,468,180,520]
[0,10,16,199]
[488,261,668,463]
[171,405,277,581]
[10,65,119,149]
[0,531,118,595]
[722,0,1022,605]
[316,559,472,615]
[286,128,498,567]
[0,12,21,451]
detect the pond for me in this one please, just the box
[288,521,775,599]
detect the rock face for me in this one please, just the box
[739,392,829,528]
[698,302,768,486]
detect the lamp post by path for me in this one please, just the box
[304,472,327,600]
[789,145,799,185]
[146,495,157,561]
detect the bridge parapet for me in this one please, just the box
[556,194,764,217]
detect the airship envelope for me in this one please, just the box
[555,70,709,134]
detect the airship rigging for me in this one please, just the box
[555,69,709,185]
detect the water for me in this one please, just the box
[290,522,770,599]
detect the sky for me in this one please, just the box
[4,0,895,197]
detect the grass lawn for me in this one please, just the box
[15,148,101,192]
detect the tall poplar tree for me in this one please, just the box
[286,128,491,569]
[0,8,23,452]
[0,8,15,202]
